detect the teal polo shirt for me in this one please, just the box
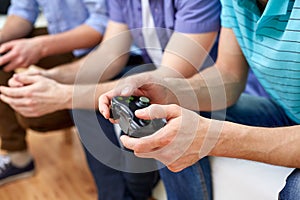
[220,0,300,123]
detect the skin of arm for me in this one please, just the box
[0,20,132,115]
[164,27,249,111]
[0,23,103,71]
[0,19,219,116]
[0,15,33,44]
[28,24,103,58]
[99,28,240,118]
[153,31,218,78]
[1,70,121,116]
[210,121,300,169]
[42,20,133,84]
[98,30,218,117]
[118,27,300,170]
[75,26,218,110]
[120,104,300,172]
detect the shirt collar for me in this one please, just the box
[257,0,290,31]
[236,0,291,33]
[263,0,289,16]
[237,0,290,17]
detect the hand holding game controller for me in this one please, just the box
[110,96,166,138]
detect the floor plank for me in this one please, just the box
[0,128,97,200]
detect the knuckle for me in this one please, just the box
[134,151,141,157]
[5,98,12,104]
[24,91,32,97]
[158,136,171,146]
[27,108,38,116]
[167,165,177,172]
[27,112,36,117]
[33,111,41,117]
[170,167,181,173]
[8,80,14,86]
[169,125,179,135]
[10,51,18,57]
[169,104,180,110]
[1,44,7,49]
[17,57,25,64]
[167,163,182,172]
[134,144,144,153]
[26,99,36,106]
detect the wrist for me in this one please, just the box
[59,84,73,109]
[207,120,228,157]
[154,67,179,78]
[0,30,9,44]
[33,36,49,58]
[208,121,250,158]
[164,77,182,105]
[43,67,60,80]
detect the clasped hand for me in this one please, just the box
[0,67,67,117]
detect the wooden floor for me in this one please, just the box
[0,128,97,200]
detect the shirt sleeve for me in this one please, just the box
[83,0,108,35]
[220,0,236,28]
[108,0,126,24]
[174,0,221,33]
[8,0,39,24]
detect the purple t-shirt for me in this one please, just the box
[108,0,268,97]
[108,0,221,64]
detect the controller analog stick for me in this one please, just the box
[136,96,150,107]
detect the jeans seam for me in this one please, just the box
[196,162,209,200]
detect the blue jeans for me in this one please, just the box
[159,157,212,200]
[75,110,159,200]
[72,56,160,200]
[84,148,159,200]
[161,94,298,199]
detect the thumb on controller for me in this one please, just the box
[135,104,182,121]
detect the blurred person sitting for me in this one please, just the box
[1,0,222,199]
[0,0,107,185]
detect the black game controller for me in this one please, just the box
[111,96,166,138]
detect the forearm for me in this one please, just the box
[0,15,33,43]
[75,42,131,85]
[42,48,125,85]
[55,84,73,110]
[44,58,85,84]
[75,20,132,83]
[56,21,131,109]
[167,27,249,111]
[154,32,218,79]
[42,50,127,85]
[73,80,118,109]
[35,24,103,58]
[209,121,300,168]
[165,65,247,111]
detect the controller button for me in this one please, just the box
[137,96,150,107]
[129,96,134,101]
[117,96,123,101]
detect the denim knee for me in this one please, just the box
[279,169,300,200]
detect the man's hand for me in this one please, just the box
[0,74,71,117]
[99,72,175,119]
[8,66,46,87]
[0,38,44,72]
[120,104,218,172]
